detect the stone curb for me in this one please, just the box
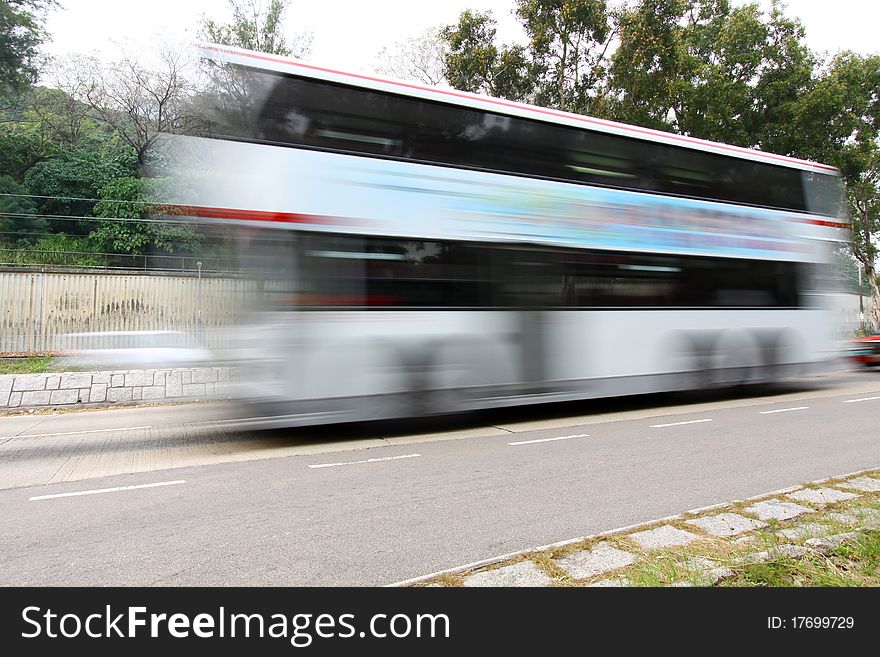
[0,367,236,411]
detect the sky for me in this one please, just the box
[42,0,880,75]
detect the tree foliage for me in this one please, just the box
[441,10,532,102]
[0,0,57,91]
[375,27,447,86]
[200,0,311,58]
[57,50,201,168]
[89,176,199,255]
[0,173,46,244]
[516,0,616,113]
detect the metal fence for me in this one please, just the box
[0,249,239,274]
[0,270,254,354]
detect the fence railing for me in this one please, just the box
[0,270,255,354]
[0,249,239,274]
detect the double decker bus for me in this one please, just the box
[165,44,850,427]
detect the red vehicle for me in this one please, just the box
[848,331,880,366]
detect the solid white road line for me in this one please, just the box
[758,406,809,414]
[508,434,589,446]
[843,396,880,403]
[649,418,713,428]
[308,454,421,469]
[29,479,186,501]
[3,425,152,441]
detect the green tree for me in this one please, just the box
[0,0,57,92]
[609,0,815,147]
[441,9,532,102]
[23,137,137,234]
[515,0,616,114]
[200,0,311,58]
[0,173,46,245]
[90,176,200,255]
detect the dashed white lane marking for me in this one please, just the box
[508,434,589,446]
[29,479,185,501]
[758,406,809,414]
[309,454,421,469]
[843,396,880,404]
[2,425,151,440]
[649,418,713,428]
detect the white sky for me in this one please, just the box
[43,0,879,74]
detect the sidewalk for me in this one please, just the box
[398,468,880,587]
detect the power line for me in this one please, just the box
[0,192,158,205]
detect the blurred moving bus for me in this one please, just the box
[164,44,850,426]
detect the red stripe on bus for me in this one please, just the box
[202,45,840,174]
[802,218,850,229]
[170,204,849,233]
[169,204,340,225]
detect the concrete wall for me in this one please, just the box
[0,367,235,410]
[0,271,253,354]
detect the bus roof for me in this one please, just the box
[199,43,840,177]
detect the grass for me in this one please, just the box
[719,531,880,586]
[0,356,57,374]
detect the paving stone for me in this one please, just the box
[89,383,107,403]
[181,383,206,397]
[125,371,153,387]
[49,389,79,405]
[555,542,637,580]
[0,377,12,406]
[166,372,182,396]
[733,534,759,545]
[736,544,808,564]
[91,372,111,384]
[776,523,829,540]
[141,386,166,400]
[588,578,629,587]
[858,509,880,528]
[787,488,859,506]
[110,374,124,387]
[685,513,767,537]
[8,391,22,407]
[190,369,218,384]
[836,477,880,493]
[107,387,133,403]
[826,512,859,525]
[744,499,813,521]
[829,509,880,529]
[700,567,734,585]
[60,372,92,389]
[12,374,47,391]
[805,532,861,554]
[629,525,701,549]
[44,375,60,390]
[19,390,50,406]
[683,557,717,572]
[462,561,552,587]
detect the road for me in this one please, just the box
[0,368,878,586]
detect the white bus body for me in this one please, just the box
[162,45,850,426]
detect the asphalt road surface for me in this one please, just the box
[1,368,878,586]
